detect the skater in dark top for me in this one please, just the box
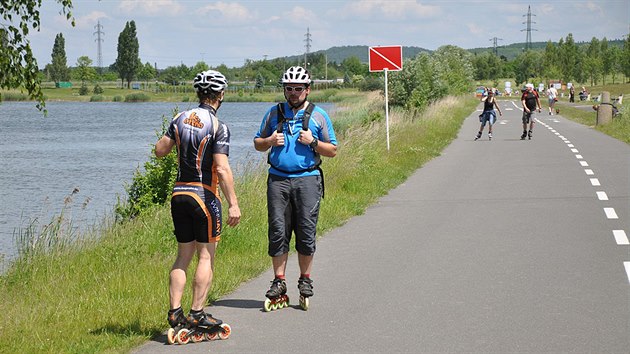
[155,70,240,344]
[520,83,541,140]
[475,88,502,141]
[254,66,337,311]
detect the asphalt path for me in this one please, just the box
[134,100,629,353]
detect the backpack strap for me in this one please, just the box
[276,103,285,133]
[301,102,315,131]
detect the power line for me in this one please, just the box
[521,5,537,51]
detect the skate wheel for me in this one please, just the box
[191,331,204,343]
[299,296,309,311]
[206,331,219,341]
[176,328,190,345]
[166,328,176,345]
[218,323,231,340]
[264,298,272,312]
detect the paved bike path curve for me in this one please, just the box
[135,101,629,353]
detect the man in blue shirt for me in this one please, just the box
[254,66,337,310]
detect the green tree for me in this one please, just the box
[622,33,630,82]
[0,0,74,110]
[74,56,96,84]
[600,37,612,85]
[136,61,156,84]
[432,45,474,95]
[114,20,140,88]
[609,46,622,84]
[584,37,602,86]
[558,34,580,83]
[49,33,70,84]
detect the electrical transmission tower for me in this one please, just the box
[304,27,312,68]
[489,37,503,56]
[521,5,537,51]
[94,21,104,72]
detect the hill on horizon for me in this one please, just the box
[276,39,626,64]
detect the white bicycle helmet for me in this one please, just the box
[281,66,311,85]
[193,70,228,93]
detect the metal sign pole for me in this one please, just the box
[384,68,390,151]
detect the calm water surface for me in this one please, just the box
[0,101,333,266]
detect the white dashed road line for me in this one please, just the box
[613,230,629,245]
[604,208,619,219]
[545,117,629,284]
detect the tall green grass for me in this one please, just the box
[0,93,477,353]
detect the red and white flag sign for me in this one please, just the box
[369,45,403,72]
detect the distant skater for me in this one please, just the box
[475,88,502,141]
[520,83,541,140]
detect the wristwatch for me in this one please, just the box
[309,138,318,149]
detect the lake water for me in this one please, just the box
[0,101,334,266]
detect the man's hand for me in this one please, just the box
[298,129,315,146]
[270,131,285,146]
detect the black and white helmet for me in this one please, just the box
[281,66,311,85]
[193,70,228,94]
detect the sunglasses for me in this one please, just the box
[284,86,306,92]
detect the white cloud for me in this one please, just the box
[337,0,440,20]
[283,6,317,24]
[118,0,184,17]
[467,22,484,35]
[71,11,109,29]
[198,2,256,23]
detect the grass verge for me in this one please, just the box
[0,93,478,353]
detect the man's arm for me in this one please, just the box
[214,153,241,227]
[155,135,175,157]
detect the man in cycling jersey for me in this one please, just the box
[254,66,337,307]
[155,70,241,333]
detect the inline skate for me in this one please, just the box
[297,276,314,311]
[264,277,289,312]
[174,310,231,345]
[520,131,527,140]
[166,307,187,345]
[528,130,532,140]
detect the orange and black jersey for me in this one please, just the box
[166,104,230,196]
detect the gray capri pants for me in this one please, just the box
[267,174,322,257]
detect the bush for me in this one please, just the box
[115,112,178,220]
[90,95,104,102]
[0,92,28,101]
[182,96,190,102]
[113,95,123,102]
[125,93,150,102]
[93,84,104,95]
[79,84,89,96]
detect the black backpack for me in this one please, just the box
[269,102,325,196]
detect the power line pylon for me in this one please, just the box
[521,5,537,51]
[304,27,311,68]
[93,21,104,73]
[489,37,503,56]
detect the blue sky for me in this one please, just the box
[30,0,629,69]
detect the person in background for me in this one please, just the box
[520,83,541,140]
[569,85,575,103]
[475,88,502,141]
[546,84,558,115]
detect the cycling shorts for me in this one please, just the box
[170,182,222,243]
